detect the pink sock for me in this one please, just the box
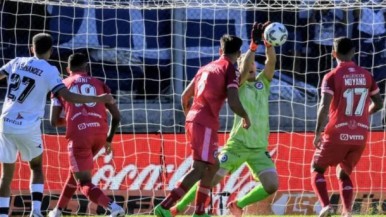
[311,172,330,207]
[160,183,188,209]
[79,182,110,208]
[339,176,353,213]
[57,173,78,209]
[194,184,211,215]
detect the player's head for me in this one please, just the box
[332,37,355,61]
[67,53,89,74]
[31,33,53,58]
[220,34,242,60]
[237,53,257,81]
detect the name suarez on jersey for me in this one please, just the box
[343,74,366,86]
[17,64,43,76]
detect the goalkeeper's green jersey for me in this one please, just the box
[227,71,270,149]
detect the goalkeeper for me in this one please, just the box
[170,22,278,217]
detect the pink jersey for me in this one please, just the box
[321,61,379,145]
[57,73,110,138]
[186,56,240,130]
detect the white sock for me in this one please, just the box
[0,197,9,208]
[108,201,120,211]
[0,197,10,216]
[30,184,44,211]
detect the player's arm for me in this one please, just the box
[240,22,269,85]
[104,102,121,154]
[57,87,115,104]
[314,93,332,148]
[0,72,6,80]
[369,93,383,114]
[181,79,195,116]
[49,98,66,127]
[105,103,121,143]
[227,87,250,129]
[239,50,256,85]
[262,44,277,81]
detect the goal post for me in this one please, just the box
[0,0,385,215]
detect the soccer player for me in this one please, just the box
[168,22,278,217]
[0,33,115,217]
[312,37,383,217]
[48,53,124,217]
[154,35,251,217]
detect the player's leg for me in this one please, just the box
[48,171,78,217]
[156,123,218,217]
[229,151,277,217]
[70,136,124,217]
[0,163,15,217]
[28,154,44,217]
[311,142,346,217]
[14,132,44,217]
[171,182,199,215]
[0,133,18,217]
[337,144,365,217]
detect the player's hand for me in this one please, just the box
[313,134,322,149]
[105,141,112,154]
[251,21,270,46]
[242,116,251,129]
[99,93,116,104]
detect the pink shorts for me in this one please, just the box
[67,134,106,172]
[185,122,218,164]
[313,142,366,175]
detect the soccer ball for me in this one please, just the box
[263,22,288,47]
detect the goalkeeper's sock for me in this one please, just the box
[311,172,330,207]
[79,182,110,208]
[57,174,78,209]
[236,184,269,208]
[0,197,10,215]
[339,176,353,213]
[30,184,44,212]
[175,182,198,212]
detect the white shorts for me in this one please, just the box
[0,131,43,163]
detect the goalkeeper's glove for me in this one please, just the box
[250,21,270,51]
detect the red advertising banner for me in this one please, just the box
[7,132,386,215]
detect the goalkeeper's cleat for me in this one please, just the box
[154,204,172,217]
[29,210,43,217]
[170,205,179,217]
[109,203,125,217]
[318,205,333,217]
[227,201,243,217]
[192,213,211,217]
[48,208,62,217]
[342,212,352,217]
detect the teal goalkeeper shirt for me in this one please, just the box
[226,71,270,149]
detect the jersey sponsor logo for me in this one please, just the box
[3,117,22,125]
[77,122,101,130]
[219,153,228,163]
[339,133,364,141]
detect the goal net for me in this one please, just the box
[0,0,385,216]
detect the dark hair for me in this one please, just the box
[333,37,354,55]
[32,33,53,55]
[220,35,243,55]
[68,53,88,71]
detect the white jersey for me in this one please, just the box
[0,57,65,134]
